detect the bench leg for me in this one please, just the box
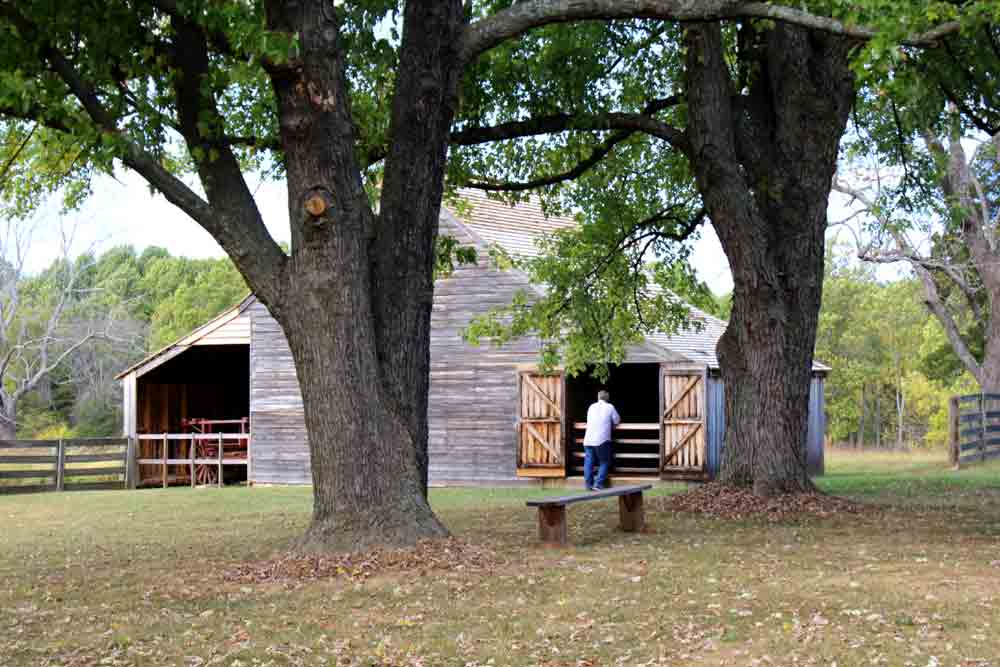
[538,506,567,546]
[618,492,644,532]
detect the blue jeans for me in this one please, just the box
[584,441,612,489]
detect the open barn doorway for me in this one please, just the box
[565,364,661,478]
[135,345,250,486]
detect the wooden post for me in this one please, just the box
[55,439,65,491]
[189,435,196,488]
[126,438,138,489]
[537,506,567,546]
[981,393,988,464]
[618,492,644,532]
[161,435,167,488]
[949,396,960,468]
[217,433,223,488]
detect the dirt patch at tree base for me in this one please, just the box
[223,537,501,586]
[654,483,870,521]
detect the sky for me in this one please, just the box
[24,170,900,297]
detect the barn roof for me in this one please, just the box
[450,189,830,373]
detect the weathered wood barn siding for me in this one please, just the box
[427,212,544,484]
[429,212,672,483]
[243,209,672,485]
[248,299,310,484]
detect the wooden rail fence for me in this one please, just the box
[949,393,1000,468]
[0,438,133,495]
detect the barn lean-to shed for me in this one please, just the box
[118,190,827,487]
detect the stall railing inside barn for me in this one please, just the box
[949,393,1000,467]
[570,423,662,475]
[135,433,249,487]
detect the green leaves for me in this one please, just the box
[462,198,708,380]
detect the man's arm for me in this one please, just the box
[611,406,621,426]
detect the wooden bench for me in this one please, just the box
[526,484,653,546]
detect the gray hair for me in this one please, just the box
[598,390,610,402]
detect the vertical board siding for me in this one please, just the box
[807,376,826,476]
[249,300,311,485]
[247,212,550,485]
[660,371,707,474]
[706,375,725,478]
[428,212,549,483]
[517,373,564,474]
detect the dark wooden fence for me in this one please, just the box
[949,393,1000,468]
[0,438,134,494]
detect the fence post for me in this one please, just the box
[949,396,960,468]
[217,433,223,488]
[55,439,65,491]
[982,392,988,464]
[125,438,137,490]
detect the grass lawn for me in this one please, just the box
[2,449,999,666]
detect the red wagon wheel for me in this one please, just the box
[194,441,219,486]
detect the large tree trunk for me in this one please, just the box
[684,22,854,494]
[255,0,463,550]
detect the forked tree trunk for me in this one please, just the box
[684,22,854,494]
[254,0,463,550]
[277,292,447,552]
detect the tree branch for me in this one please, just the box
[834,177,986,378]
[452,97,687,150]
[463,128,635,191]
[0,124,36,194]
[0,1,288,303]
[460,0,964,63]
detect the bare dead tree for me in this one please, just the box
[834,124,1000,392]
[0,217,117,438]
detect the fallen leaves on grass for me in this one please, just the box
[655,483,870,521]
[223,538,500,586]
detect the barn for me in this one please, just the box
[117,190,827,487]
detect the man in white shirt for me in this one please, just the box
[583,390,620,490]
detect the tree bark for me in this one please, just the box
[254,0,463,551]
[684,22,854,494]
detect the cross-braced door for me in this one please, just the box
[516,372,565,477]
[661,371,707,476]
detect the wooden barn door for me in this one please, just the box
[660,370,708,479]
[516,372,566,477]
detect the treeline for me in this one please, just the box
[707,243,974,449]
[13,247,247,438]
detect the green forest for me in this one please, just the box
[3,244,247,439]
[3,232,976,450]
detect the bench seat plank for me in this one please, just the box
[526,484,653,507]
